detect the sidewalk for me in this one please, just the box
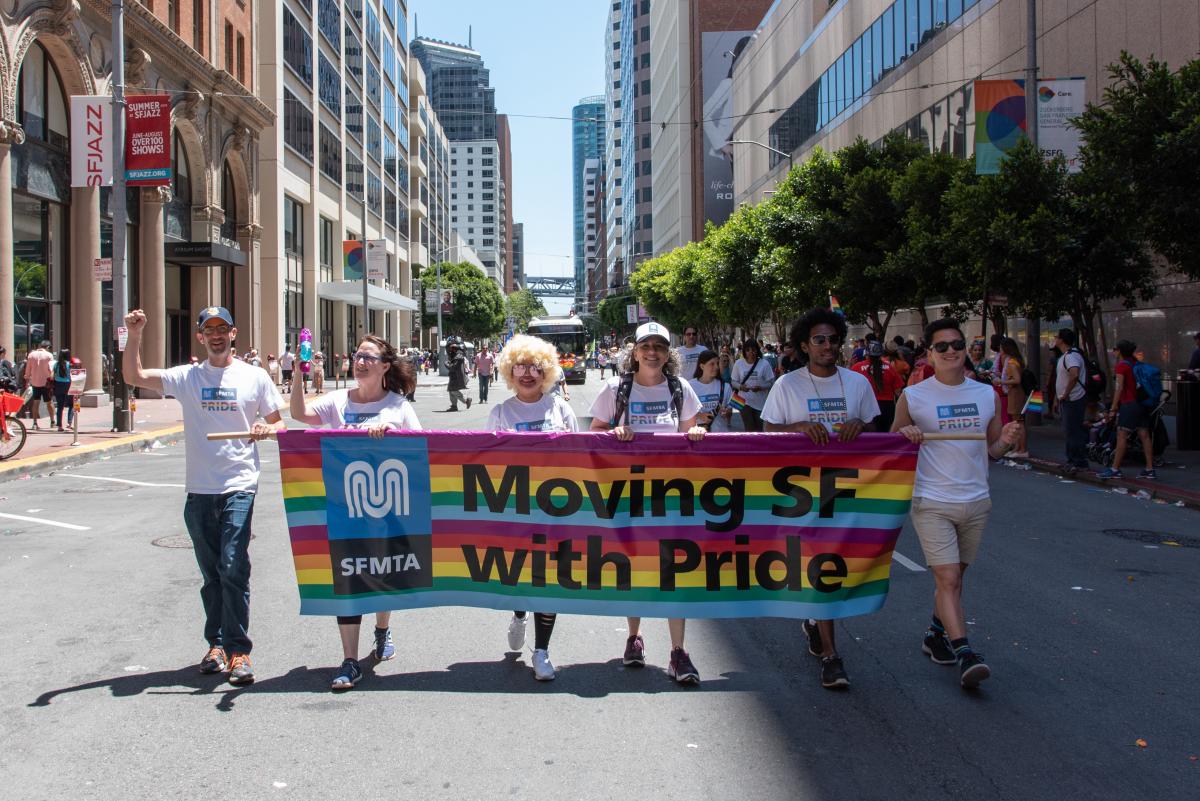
[1017,415,1200,508]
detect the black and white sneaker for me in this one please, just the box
[959,651,991,689]
[922,631,957,665]
[820,656,850,689]
[802,619,824,657]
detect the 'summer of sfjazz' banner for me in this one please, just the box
[278,431,919,620]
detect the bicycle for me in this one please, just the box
[1,391,28,460]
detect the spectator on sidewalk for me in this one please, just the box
[51,348,72,432]
[0,346,16,393]
[1098,340,1157,480]
[999,338,1029,456]
[122,306,285,686]
[280,346,295,393]
[1053,329,1089,475]
[23,340,54,429]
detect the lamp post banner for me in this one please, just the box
[277,430,918,619]
[70,96,113,188]
[124,95,171,186]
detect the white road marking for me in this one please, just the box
[892,550,926,572]
[55,474,184,488]
[0,512,90,531]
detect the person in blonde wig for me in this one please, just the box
[486,334,579,680]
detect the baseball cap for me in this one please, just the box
[197,306,234,328]
[635,321,670,345]
[867,341,884,358]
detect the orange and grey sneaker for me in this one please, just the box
[199,646,228,674]
[228,653,255,685]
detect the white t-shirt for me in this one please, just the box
[589,376,702,432]
[688,377,733,432]
[160,359,284,494]
[487,394,579,433]
[1056,350,1087,402]
[280,352,295,370]
[730,357,776,410]
[676,344,707,380]
[308,388,421,431]
[904,375,997,503]
[760,367,881,432]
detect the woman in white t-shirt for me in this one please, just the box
[688,349,732,431]
[290,334,421,691]
[487,335,579,681]
[731,338,776,432]
[588,321,706,685]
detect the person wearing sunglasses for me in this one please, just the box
[891,319,1022,691]
[290,334,421,691]
[762,308,880,690]
[676,326,707,379]
[486,335,579,681]
[731,338,776,431]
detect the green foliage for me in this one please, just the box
[631,240,711,335]
[420,261,505,340]
[596,292,636,338]
[503,288,547,334]
[14,258,47,299]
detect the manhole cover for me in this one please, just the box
[1102,529,1199,549]
[151,533,255,548]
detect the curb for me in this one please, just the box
[1016,454,1200,510]
[0,424,186,483]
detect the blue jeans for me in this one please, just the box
[1060,396,1089,468]
[478,374,491,402]
[183,491,256,654]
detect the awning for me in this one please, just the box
[317,281,419,311]
[165,241,247,267]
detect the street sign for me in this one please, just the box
[68,368,87,396]
[117,326,128,352]
[93,257,112,281]
[626,304,637,324]
[986,292,1009,306]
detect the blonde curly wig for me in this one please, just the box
[495,334,563,394]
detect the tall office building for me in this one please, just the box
[449,140,505,289]
[650,0,772,254]
[603,1,625,298]
[410,38,497,140]
[572,96,605,312]
[1,0,269,401]
[511,222,525,289]
[496,113,516,293]
[621,0,654,272]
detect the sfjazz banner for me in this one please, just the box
[70,96,113,188]
[124,95,171,186]
[278,431,918,620]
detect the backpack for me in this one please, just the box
[1070,348,1106,400]
[1131,360,1163,409]
[610,372,684,428]
[1020,367,1038,395]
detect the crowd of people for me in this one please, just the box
[1,340,83,432]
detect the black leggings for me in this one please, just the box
[336,615,383,625]
[514,611,557,650]
[740,405,764,432]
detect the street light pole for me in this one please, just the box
[728,139,794,172]
[1023,0,1042,406]
[110,0,130,432]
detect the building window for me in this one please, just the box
[283,8,312,85]
[167,0,178,31]
[221,162,239,241]
[366,115,382,163]
[283,89,313,161]
[367,172,382,217]
[16,41,69,149]
[345,150,364,201]
[318,53,341,115]
[317,0,340,48]
[320,216,334,281]
[319,124,342,183]
[345,83,363,142]
[345,24,363,84]
[224,21,234,73]
[192,0,203,53]
[236,33,246,85]
[284,197,304,341]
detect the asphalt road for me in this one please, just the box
[1,370,1196,800]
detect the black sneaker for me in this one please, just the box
[623,634,646,667]
[331,658,363,690]
[959,651,991,688]
[227,653,255,686]
[199,646,227,674]
[922,631,957,665]
[801,619,823,657]
[667,647,700,685]
[465,398,473,409]
[820,655,850,689]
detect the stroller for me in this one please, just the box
[1087,391,1171,468]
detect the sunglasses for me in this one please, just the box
[931,339,967,353]
[684,330,697,336]
[809,334,842,346]
[512,363,544,377]
[352,351,382,363]
[200,325,231,335]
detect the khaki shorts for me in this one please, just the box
[910,497,992,566]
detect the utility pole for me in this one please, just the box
[110,0,130,432]
[1023,0,1042,418]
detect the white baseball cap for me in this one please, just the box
[635,321,671,345]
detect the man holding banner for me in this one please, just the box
[123,307,285,685]
[892,319,1022,690]
[762,308,880,690]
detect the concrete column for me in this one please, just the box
[70,186,104,395]
[0,123,25,358]
[236,224,262,351]
[189,265,214,360]
[138,187,169,382]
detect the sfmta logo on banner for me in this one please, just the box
[344,459,412,518]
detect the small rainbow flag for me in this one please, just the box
[729,392,747,411]
[829,294,843,315]
[1022,391,1045,415]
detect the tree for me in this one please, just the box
[596,292,636,340]
[503,288,547,334]
[630,240,710,335]
[702,205,773,337]
[1072,53,1200,278]
[420,261,505,340]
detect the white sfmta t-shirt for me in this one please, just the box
[589,376,702,432]
[487,394,579,432]
[760,366,880,432]
[160,359,284,494]
[308,389,422,431]
[903,376,997,503]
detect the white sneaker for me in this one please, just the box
[507,613,527,651]
[532,648,556,681]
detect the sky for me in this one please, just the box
[408,0,610,315]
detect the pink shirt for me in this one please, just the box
[474,351,495,377]
[24,349,53,386]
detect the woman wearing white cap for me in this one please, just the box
[588,321,707,685]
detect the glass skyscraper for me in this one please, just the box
[572,96,605,312]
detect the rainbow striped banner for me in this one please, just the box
[278,431,919,620]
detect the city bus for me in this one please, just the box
[526,316,588,384]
